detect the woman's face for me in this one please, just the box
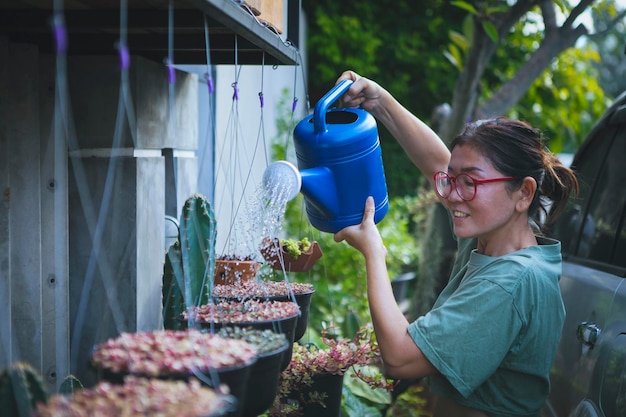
[444,144,521,242]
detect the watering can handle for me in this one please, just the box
[313,79,354,134]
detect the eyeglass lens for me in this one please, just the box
[435,173,476,201]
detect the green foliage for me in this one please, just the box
[305,0,617,190]
[342,365,392,416]
[342,385,389,417]
[510,46,609,153]
[0,362,48,417]
[162,193,217,330]
[384,385,432,417]
[589,0,626,98]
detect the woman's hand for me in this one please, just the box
[336,71,385,114]
[334,196,387,260]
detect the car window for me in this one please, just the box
[576,121,626,265]
[551,125,612,256]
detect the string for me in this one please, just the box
[50,0,70,387]
[70,0,136,374]
[203,16,215,94]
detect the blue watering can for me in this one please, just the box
[263,79,389,233]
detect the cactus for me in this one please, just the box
[0,362,49,417]
[163,193,217,329]
[58,374,83,395]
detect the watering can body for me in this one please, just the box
[293,79,389,233]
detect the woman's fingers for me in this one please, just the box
[362,196,376,223]
[333,197,375,243]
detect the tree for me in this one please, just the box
[441,0,626,142]
[589,0,626,98]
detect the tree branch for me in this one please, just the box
[476,2,592,119]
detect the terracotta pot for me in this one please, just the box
[260,238,323,272]
[214,259,260,285]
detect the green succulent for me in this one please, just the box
[280,237,312,259]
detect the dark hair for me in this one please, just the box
[450,117,579,232]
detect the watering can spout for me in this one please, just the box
[262,161,339,218]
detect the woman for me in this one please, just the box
[333,71,578,417]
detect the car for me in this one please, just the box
[542,90,626,417]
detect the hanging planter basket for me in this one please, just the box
[183,299,300,371]
[35,376,236,417]
[260,237,322,272]
[213,280,315,342]
[217,327,290,417]
[295,372,345,417]
[90,330,257,417]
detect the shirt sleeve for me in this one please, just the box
[408,274,523,398]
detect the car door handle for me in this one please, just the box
[577,322,601,347]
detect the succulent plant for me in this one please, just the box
[213,280,314,299]
[34,376,232,417]
[185,299,300,324]
[163,193,217,330]
[260,237,323,272]
[217,326,288,355]
[280,237,312,258]
[91,329,257,375]
[0,361,48,417]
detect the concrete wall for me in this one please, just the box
[0,40,200,390]
[0,38,67,392]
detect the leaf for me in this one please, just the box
[443,44,463,72]
[482,21,498,43]
[451,1,478,15]
[485,5,509,15]
[343,366,392,405]
[462,14,474,45]
[449,30,469,51]
[341,387,386,417]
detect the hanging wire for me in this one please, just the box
[69,0,136,375]
[166,0,176,146]
[203,16,215,94]
[50,0,71,387]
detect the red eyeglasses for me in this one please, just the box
[433,171,519,201]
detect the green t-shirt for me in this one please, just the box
[407,236,565,417]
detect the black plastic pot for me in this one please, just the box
[242,341,290,417]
